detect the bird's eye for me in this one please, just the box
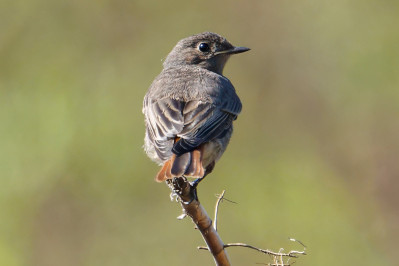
[198,43,210,52]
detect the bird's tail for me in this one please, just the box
[155,150,205,182]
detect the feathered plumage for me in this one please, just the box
[143,32,249,182]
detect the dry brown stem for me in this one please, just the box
[167,177,231,266]
[167,178,306,266]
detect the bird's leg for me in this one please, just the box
[190,161,215,188]
[191,176,204,188]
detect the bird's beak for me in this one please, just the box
[214,46,250,56]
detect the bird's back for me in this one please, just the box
[143,32,248,182]
[143,65,241,165]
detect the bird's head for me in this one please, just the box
[163,32,250,75]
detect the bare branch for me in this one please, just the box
[167,177,231,266]
[199,194,306,265]
[167,181,306,266]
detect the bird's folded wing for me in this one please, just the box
[144,97,184,161]
[172,93,242,155]
[144,86,242,158]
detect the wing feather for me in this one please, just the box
[143,69,242,161]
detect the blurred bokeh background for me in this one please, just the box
[1,0,398,265]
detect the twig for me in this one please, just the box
[167,183,306,265]
[213,190,226,231]
[199,193,306,265]
[167,177,231,266]
[199,243,306,258]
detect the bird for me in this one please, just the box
[143,32,249,183]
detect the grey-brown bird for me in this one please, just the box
[143,32,249,183]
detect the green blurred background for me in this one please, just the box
[1,0,398,265]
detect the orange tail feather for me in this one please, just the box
[155,148,206,182]
[155,155,174,182]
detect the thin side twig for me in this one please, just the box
[199,194,306,265]
[199,243,306,258]
[213,190,226,231]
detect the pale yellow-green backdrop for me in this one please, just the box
[1,0,398,265]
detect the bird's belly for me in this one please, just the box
[202,125,233,167]
[201,135,230,167]
[201,141,222,167]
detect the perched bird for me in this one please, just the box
[143,32,249,183]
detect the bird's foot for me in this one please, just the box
[167,176,197,204]
[190,177,203,188]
